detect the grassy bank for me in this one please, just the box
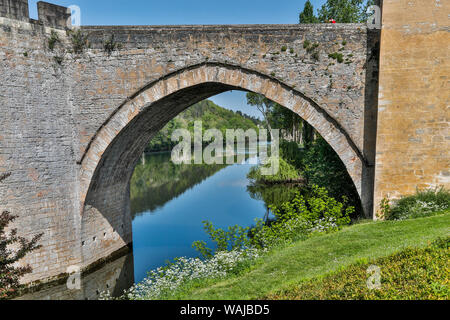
[170,211,449,300]
[268,236,449,300]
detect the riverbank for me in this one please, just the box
[162,210,450,300]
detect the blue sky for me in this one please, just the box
[28,0,327,118]
[29,0,327,25]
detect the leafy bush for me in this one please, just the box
[67,29,88,54]
[192,222,251,259]
[386,188,450,221]
[329,52,344,63]
[48,30,60,51]
[268,237,450,300]
[250,186,353,248]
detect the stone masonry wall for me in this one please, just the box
[374,0,450,213]
[0,4,376,285]
[0,18,82,283]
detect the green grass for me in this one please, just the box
[171,211,450,300]
[268,237,449,300]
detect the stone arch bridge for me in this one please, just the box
[0,0,448,285]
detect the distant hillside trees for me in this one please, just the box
[145,100,263,153]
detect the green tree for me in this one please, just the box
[302,121,315,149]
[298,1,320,149]
[269,104,303,143]
[246,93,276,140]
[299,0,319,23]
[317,0,375,23]
[0,173,43,299]
[300,136,361,216]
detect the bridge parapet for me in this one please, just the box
[37,1,71,29]
[0,0,71,28]
[0,0,28,22]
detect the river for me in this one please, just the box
[17,149,298,300]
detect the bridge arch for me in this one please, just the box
[78,63,366,267]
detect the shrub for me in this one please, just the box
[103,34,122,56]
[48,30,60,51]
[303,40,311,49]
[192,222,251,259]
[300,137,361,217]
[67,29,88,54]
[280,140,302,168]
[386,188,450,221]
[250,186,353,248]
[0,173,43,300]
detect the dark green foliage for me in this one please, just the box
[281,46,287,52]
[302,121,315,149]
[145,100,262,153]
[329,52,344,63]
[48,30,60,51]
[303,41,321,62]
[103,34,122,56]
[303,40,311,49]
[67,29,88,54]
[300,136,362,217]
[306,42,319,54]
[194,186,353,255]
[385,188,450,221]
[0,174,43,300]
[250,186,353,249]
[300,0,375,25]
[318,0,375,23]
[279,140,302,168]
[269,105,303,144]
[269,237,450,300]
[299,0,319,24]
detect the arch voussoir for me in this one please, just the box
[80,63,365,209]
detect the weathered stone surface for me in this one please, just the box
[0,0,28,22]
[0,1,384,285]
[374,0,450,214]
[14,251,134,300]
[37,1,70,29]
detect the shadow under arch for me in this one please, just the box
[78,62,371,269]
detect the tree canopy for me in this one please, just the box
[299,0,319,23]
[299,0,375,24]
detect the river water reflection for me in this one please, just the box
[19,149,299,300]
